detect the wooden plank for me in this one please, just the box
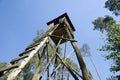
[25,42,40,50]
[0,63,20,73]
[10,54,29,64]
[19,47,35,56]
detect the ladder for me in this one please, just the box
[0,25,58,80]
[0,13,92,80]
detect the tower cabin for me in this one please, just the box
[47,13,75,45]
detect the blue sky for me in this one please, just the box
[0,0,117,80]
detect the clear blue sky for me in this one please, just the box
[0,0,116,80]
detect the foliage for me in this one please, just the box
[66,58,79,72]
[92,15,120,79]
[107,75,120,80]
[105,0,120,16]
[92,15,116,32]
[93,0,120,78]
[0,62,7,70]
[80,43,91,57]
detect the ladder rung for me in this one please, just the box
[25,42,40,50]
[10,54,29,64]
[19,47,35,56]
[34,38,44,43]
[0,63,20,73]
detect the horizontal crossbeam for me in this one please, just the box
[48,34,77,42]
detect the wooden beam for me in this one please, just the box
[48,63,61,79]
[10,54,29,64]
[39,36,63,80]
[19,47,35,56]
[48,34,77,42]
[56,53,79,80]
[65,27,92,80]
[32,45,47,80]
[48,42,83,79]
[25,42,40,50]
[0,63,20,73]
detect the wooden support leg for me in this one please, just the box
[39,37,63,80]
[56,53,79,80]
[46,42,50,80]
[48,63,61,79]
[65,27,92,80]
[48,42,83,79]
[32,45,47,80]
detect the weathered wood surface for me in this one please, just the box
[10,54,29,64]
[32,45,47,80]
[65,27,92,80]
[19,47,35,56]
[39,37,63,80]
[0,63,20,73]
[56,53,79,80]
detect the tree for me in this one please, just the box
[105,0,120,16]
[92,15,120,79]
[107,75,120,80]
[80,43,91,57]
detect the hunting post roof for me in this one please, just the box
[47,13,75,31]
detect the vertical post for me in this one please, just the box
[62,40,67,80]
[39,36,63,80]
[65,27,92,80]
[47,41,50,80]
[32,45,47,80]
[54,55,57,80]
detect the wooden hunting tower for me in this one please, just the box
[47,13,75,45]
[0,13,92,80]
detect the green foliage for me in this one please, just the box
[105,0,120,16]
[0,62,7,70]
[92,15,120,79]
[66,58,79,72]
[106,75,120,80]
[92,15,116,32]
[33,29,44,42]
